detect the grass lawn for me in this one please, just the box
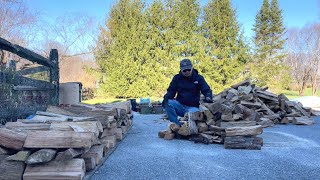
[83,96,163,105]
[83,88,319,105]
[281,88,320,99]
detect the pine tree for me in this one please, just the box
[201,0,248,91]
[251,0,289,89]
[270,0,286,60]
[96,0,151,98]
[252,0,271,61]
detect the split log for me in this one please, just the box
[225,125,263,137]
[224,136,263,150]
[177,123,190,136]
[100,128,117,138]
[83,156,96,171]
[230,79,251,89]
[81,145,104,165]
[234,104,245,114]
[100,135,116,148]
[121,125,128,134]
[29,114,69,122]
[238,86,252,95]
[240,101,262,108]
[293,116,315,125]
[220,103,235,114]
[230,96,239,102]
[206,102,222,114]
[115,128,123,141]
[285,100,296,107]
[293,104,311,118]
[239,94,253,101]
[220,121,256,128]
[191,134,221,144]
[199,104,214,120]
[169,123,180,132]
[25,149,57,165]
[279,99,292,113]
[255,91,279,102]
[5,122,51,131]
[208,125,226,136]
[46,105,78,116]
[164,133,175,140]
[221,113,234,121]
[24,131,95,149]
[255,90,278,98]
[280,117,289,124]
[50,121,103,137]
[257,98,275,115]
[285,111,301,117]
[6,150,31,161]
[206,119,215,126]
[232,114,243,120]
[199,133,223,144]
[64,105,117,128]
[303,107,312,112]
[36,111,95,122]
[285,117,294,123]
[244,109,260,122]
[0,155,25,180]
[226,88,239,100]
[278,93,289,101]
[55,148,84,161]
[311,110,320,116]
[257,118,274,128]
[0,128,27,150]
[96,101,132,114]
[262,114,281,120]
[158,130,167,138]
[23,158,86,180]
[197,122,208,133]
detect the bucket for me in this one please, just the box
[140,97,151,105]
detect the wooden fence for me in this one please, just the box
[0,37,59,123]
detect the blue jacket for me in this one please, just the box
[164,69,212,107]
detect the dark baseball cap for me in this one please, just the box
[180,59,192,71]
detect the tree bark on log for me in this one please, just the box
[224,136,263,150]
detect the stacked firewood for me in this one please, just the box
[0,101,133,180]
[159,79,315,150]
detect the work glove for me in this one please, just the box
[204,96,213,103]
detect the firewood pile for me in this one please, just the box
[0,101,133,180]
[159,79,316,150]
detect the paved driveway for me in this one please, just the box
[91,113,320,180]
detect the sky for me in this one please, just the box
[26,0,320,39]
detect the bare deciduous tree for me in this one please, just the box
[286,24,320,96]
[0,0,38,66]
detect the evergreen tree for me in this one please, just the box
[251,0,289,89]
[146,0,202,95]
[96,0,151,97]
[201,0,248,91]
[270,0,286,59]
[253,0,270,61]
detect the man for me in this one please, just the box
[162,59,213,126]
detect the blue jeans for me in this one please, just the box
[165,99,199,125]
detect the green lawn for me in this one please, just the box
[281,88,320,99]
[83,98,126,105]
[83,96,163,105]
[83,88,319,105]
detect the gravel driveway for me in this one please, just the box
[91,112,320,180]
